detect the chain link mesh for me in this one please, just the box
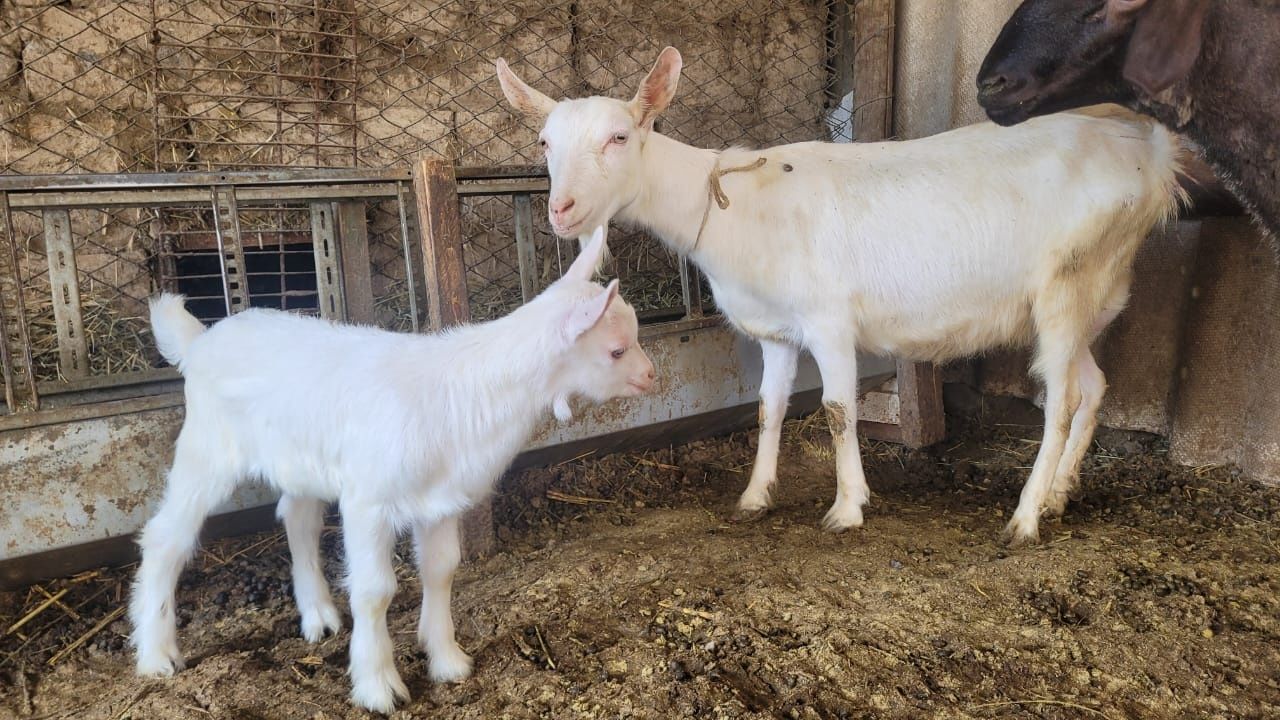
[1,0,863,383]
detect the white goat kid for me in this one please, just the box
[496,48,1185,545]
[129,228,655,713]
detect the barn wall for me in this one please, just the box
[894,1,1280,484]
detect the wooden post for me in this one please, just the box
[309,202,346,322]
[411,156,490,557]
[412,157,471,329]
[335,201,375,324]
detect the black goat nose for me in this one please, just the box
[978,74,1009,94]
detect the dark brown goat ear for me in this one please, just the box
[1121,0,1210,95]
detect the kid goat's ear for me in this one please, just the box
[564,225,607,281]
[562,278,619,344]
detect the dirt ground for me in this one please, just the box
[2,397,1278,720]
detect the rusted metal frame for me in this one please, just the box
[309,202,345,321]
[0,192,38,412]
[679,258,705,319]
[455,179,550,197]
[335,201,375,324]
[413,158,471,330]
[210,186,252,315]
[395,181,420,332]
[41,210,89,380]
[0,168,410,193]
[0,392,184,434]
[36,367,180,397]
[8,184,401,211]
[512,193,538,303]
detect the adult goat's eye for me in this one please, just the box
[612,132,628,144]
[539,138,548,150]
[610,347,626,359]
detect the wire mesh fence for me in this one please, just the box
[1,0,879,399]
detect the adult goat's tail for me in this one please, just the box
[149,293,205,367]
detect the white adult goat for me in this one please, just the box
[496,48,1186,545]
[129,229,655,713]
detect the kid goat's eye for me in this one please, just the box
[539,138,548,149]
[612,132,628,144]
[610,347,626,359]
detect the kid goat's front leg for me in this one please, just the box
[413,514,472,682]
[808,330,870,532]
[736,339,799,520]
[341,502,409,713]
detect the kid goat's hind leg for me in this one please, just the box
[736,340,800,521]
[131,437,237,676]
[342,502,409,713]
[414,514,472,682]
[279,494,342,642]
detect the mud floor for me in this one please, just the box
[2,401,1279,719]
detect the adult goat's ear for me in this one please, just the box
[564,225,607,282]
[630,47,682,130]
[562,279,619,343]
[495,57,558,118]
[1117,0,1209,96]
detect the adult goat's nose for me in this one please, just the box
[550,197,576,218]
[977,73,1009,97]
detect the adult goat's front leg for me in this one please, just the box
[736,340,799,521]
[809,333,870,532]
[414,514,471,683]
[342,503,409,713]
[278,494,341,642]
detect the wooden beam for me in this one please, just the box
[336,201,375,324]
[412,158,471,329]
[852,0,896,142]
[896,362,945,448]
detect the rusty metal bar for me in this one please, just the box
[154,42,356,63]
[0,192,38,412]
[309,202,345,321]
[679,257,704,319]
[395,181,420,332]
[8,184,401,211]
[513,193,537,303]
[210,186,251,315]
[41,209,89,380]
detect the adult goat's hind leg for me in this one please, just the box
[1006,334,1082,546]
[1043,288,1124,519]
[1044,349,1106,518]
[736,340,799,521]
[808,331,870,532]
[131,438,237,676]
[279,494,342,642]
